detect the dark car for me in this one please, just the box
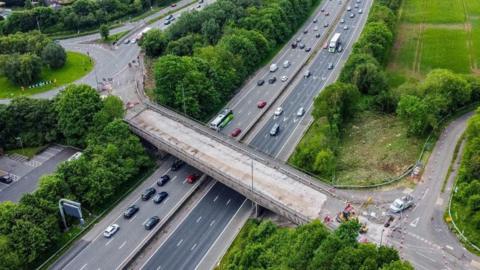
[164,20,171,25]
[268,76,277,84]
[269,123,280,136]
[0,175,12,184]
[291,42,297,49]
[186,174,200,184]
[315,33,321,38]
[303,28,308,34]
[171,159,185,171]
[257,100,267,108]
[324,22,329,28]
[141,187,156,200]
[145,216,160,230]
[157,175,170,186]
[305,47,312,52]
[153,191,169,204]
[124,205,139,219]
[257,79,265,86]
[328,62,334,70]
[231,128,242,137]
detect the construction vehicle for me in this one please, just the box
[336,203,369,233]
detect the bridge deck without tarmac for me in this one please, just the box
[129,108,327,221]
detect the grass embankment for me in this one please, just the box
[388,0,480,81]
[0,52,93,99]
[5,145,45,159]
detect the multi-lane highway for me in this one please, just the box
[141,183,246,270]
[53,157,202,270]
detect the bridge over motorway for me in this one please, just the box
[126,103,335,224]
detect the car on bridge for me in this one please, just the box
[389,195,414,213]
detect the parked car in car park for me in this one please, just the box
[144,216,160,230]
[141,187,156,200]
[349,13,355,18]
[124,205,139,219]
[157,175,170,186]
[104,224,119,238]
[0,174,13,184]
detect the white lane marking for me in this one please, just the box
[172,175,177,181]
[156,266,162,270]
[163,198,169,204]
[129,215,137,223]
[213,195,218,202]
[191,243,197,251]
[445,245,454,250]
[410,217,420,228]
[118,241,127,250]
[226,199,231,205]
[196,216,202,223]
[177,239,184,247]
[80,263,88,270]
[105,238,114,246]
[210,220,216,227]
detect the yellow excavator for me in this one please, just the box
[336,203,368,233]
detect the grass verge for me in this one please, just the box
[0,52,93,99]
[5,145,45,159]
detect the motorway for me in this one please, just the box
[141,183,246,270]
[54,157,202,270]
[220,0,347,137]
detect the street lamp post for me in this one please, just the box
[15,137,24,156]
[380,228,385,246]
[181,85,187,116]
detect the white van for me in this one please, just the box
[269,63,278,72]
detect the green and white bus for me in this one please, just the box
[210,108,233,130]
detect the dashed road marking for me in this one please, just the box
[410,217,420,228]
[210,220,215,227]
[226,199,231,205]
[196,216,202,223]
[191,243,197,251]
[105,238,113,246]
[118,241,127,250]
[213,195,218,202]
[177,239,183,247]
[80,263,88,270]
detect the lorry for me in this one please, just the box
[328,33,341,53]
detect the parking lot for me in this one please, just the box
[0,145,78,202]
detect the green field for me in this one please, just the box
[388,0,480,79]
[0,52,93,99]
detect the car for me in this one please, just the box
[340,18,345,24]
[257,100,267,109]
[269,123,280,136]
[297,107,305,117]
[171,3,176,7]
[356,0,361,2]
[343,25,349,30]
[274,107,283,116]
[347,5,351,11]
[186,174,200,184]
[313,26,319,31]
[328,62,334,70]
[325,12,330,16]
[257,79,265,86]
[164,20,171,25]
[167,14,174,20]
[281,76,288,82]
[231,128,242,137]
[313,18,318,23]
[144,216,160,230]
[157,175,170,186]
[291,42,298,49]
[384,216,394,228]
[283,60,290,68]
[315,33,321,38]
[354,3,359,8]
[303,28,308,34]
[269,63,278,72]
[296,37,302,43]
[197,4,201,8]
[323,22,329,28]
[299,43,305,49]
[304,70,311,78]
[268,76,277,84]
[104,224,119,238]
[337,45,343,52]
[199,0,204,3]
[323,41,328,49]
[124,39,130,44]
[171,159,185,171]
[153,191,169,204]
[141,187,156,200]
[124,205,139,219]
[0,174,13,184]
[349,13,355,18]
[358,8,363,14]
[305,47,311,52]
[389,195,414,213]
[320,8,325,12]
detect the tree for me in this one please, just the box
[4,53,42,85]
[0,236,21,269]
[54,84,102,146]
[352,62,388,95]
[89,95,124,136]
[339,53,379,83]
[100,24,109,40]
[41,42,67,69]
[396,95,433,136]
[10,219,49,264]
[381,261,414,270]
[201,18,221,44]
[140,29,168,57]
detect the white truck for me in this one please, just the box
[328,33,341,53]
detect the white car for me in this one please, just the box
[340,18,345,24]
[296,107,305,117]
[343,25,349,30]
[274,107,283,116]
[281,76,288,82]
[283,60,290,68]
[389,195,414,213]
[104,224,120,238]
[269,63,278,72]
[313,26,319,31]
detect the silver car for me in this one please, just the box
[270,123,280,136]
[296,107,305,117]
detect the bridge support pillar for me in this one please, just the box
[251,201,263,218]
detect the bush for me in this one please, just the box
[4,53,42,86]
[41,42,67,69]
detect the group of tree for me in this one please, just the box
[0,85,153,269]
[141,0,321,120]
[220,219,413,270]
[452,108,480,240]
[0,0,159,35]
[0,31,66,85]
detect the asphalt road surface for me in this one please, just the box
[141,182,246,270]
[58,157,201,270]
[247,0,369,157]
[219,0,346,137]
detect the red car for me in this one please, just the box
[231,128,242,137]
[171,3,177,7]
[186,174,199,184]
[257,100,267,108]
